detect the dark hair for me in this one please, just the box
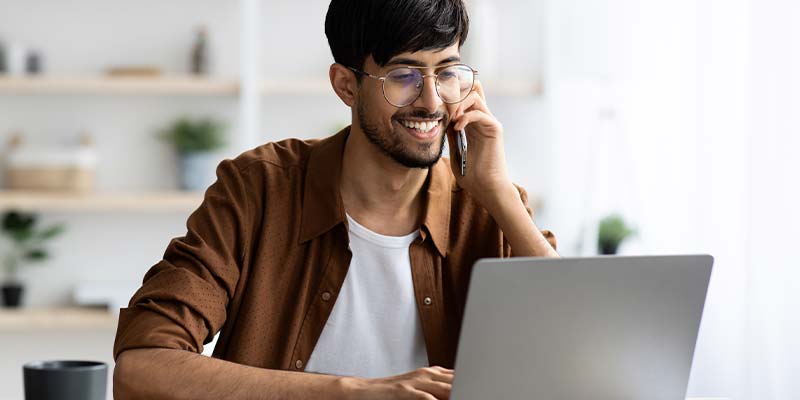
[325,0,469,72]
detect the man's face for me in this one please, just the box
[355,43,461,169]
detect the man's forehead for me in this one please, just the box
[383,44,461,68]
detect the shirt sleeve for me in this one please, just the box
[504,184,558,257]
[113,159,255,360]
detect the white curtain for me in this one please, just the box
[544,0,800,398]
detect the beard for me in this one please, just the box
[357,98,448,169]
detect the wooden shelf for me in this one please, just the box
[262,78,333,95]
[0,307,117,331]
[0,76,541,97]
[0,76,240,96]
[261,78,542,96]
[0,190,204,212]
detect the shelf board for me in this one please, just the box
[0,76,541,97]
[261,78,542,96]
[0,76,240,96]
[262,78,334,95]
[0,190,204,212]
[0,307,117,331]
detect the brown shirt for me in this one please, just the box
[113,126,556,371]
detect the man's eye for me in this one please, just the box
[390,74,417,82]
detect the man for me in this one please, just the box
[113,0,557,398]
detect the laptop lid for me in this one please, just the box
[451,255,713,400]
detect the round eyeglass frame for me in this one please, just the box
[347,63,479,108]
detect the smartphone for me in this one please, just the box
[457,129,468,176]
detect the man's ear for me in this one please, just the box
[330,63,358,107]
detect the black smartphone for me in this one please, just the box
[457,129,467,176]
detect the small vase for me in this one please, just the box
[179,151,218,191]
[599,242,619,255]
[1,282,24,307]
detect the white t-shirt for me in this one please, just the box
[303,214,429,378]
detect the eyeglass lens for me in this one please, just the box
[383,65,475,107]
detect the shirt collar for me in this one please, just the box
[298,126,453,257]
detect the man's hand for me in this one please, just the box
[445,80,559,258]
[446,79,514,207]
[342,366,454,400]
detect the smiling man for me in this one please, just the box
[112,0,557,399]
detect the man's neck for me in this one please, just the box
[340,125,429,236]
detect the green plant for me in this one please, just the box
[1,211,65,282]
[597,214,636,254]
[159,117,226,153]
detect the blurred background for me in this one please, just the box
[0,0,798,399]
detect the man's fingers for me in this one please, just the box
[472,79,486,100]
[425,370,454,384]
[412,380,452,400]
[452,90,488,119]
[453,110,492,133]
[409,389,439,400]
[418,366,454,384]
[463,90,492,116]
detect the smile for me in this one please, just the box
[398,119,441,134]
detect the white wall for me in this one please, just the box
[745,1,800,398]
[544,0,800,398]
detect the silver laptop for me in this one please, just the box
[451,255,713,400]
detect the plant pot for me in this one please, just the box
[179,152,218,191]
[1,282,24,307]
[599,242,619,255]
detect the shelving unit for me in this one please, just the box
[0,76,240,96]
[0,190,204,212]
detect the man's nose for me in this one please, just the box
[413,75,443,114]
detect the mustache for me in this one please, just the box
[394,110,449,121]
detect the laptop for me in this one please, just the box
[450,255,713,400]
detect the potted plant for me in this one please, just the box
[597,214,636,255]
[1,210,65,307]
[159,117,226,191]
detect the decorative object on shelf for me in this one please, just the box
[1,210,66,308]
[105,66,162,77]
[0,40,7,73]
[159,117,226,191]
[5,42,27,76]
[190,25,209,75]
[25,49,43,75]
[597,213,636,255]
[5,132,97,192]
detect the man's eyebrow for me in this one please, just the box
[384,55,461,67]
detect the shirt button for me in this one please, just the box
[423,297,433,305]
[295,359,304,369]
[321,291,331,301]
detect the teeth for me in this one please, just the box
[400,119,439,133]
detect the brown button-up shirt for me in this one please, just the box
[113,127,556,371]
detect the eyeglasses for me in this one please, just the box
[348,64,479,107]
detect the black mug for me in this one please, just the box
[23,360,107,400]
